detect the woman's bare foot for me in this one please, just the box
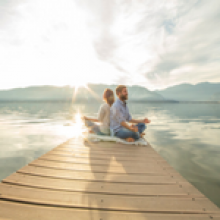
[125,137,135,142]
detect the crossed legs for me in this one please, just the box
[84,120,104,135]
[115,123,146,142]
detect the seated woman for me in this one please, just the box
[82,88,114,135]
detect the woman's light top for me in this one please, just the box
[97,103,110,135]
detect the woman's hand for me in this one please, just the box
[81,116,88,120]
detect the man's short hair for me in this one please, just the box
[116,85,126,95]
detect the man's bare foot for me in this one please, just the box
[125,137,135,142]
[89,130,95,134]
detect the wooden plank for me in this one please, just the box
[62,145,160,155]
[44,154,167,166]
[29,159,175,175]
[47,151,162,160]
[45,151,167,163]
[38,154,169,168]
[35,156,180,175]
[65,140,152,150]
[2,173,204,197]
[0,200,217,220]
[54,146,157,155]
[55,145,157,154]
[51,149,159,158]
[18,166,187,184]
[63,145,160,154]
[0,183,219,214]
[40,154,168,167]
[51,145,161,155]
[53,148,157,157]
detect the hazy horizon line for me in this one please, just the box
[1,81,220,92]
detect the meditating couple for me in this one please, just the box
[83,85,151,142]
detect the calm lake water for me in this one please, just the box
[0,101,220,207]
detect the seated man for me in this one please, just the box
[110,85,151,142]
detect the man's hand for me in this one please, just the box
[143,118,151,124]
[130,124,138,132]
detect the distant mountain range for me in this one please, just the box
[0,82,219,102]
[156,82,220,101]
[0,84,164,102]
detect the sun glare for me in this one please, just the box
[72,81,89,101]
[56,112,86,139]
[71,112,87,138]
[74,82,88,92]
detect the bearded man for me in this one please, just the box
[110,85,151,142]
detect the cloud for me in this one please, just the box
[0,0,27,45]
[0,1,24,26]
[0,0,125,89]
[76,0,220,89]
[0,0,220,90]
[146,0,220,87]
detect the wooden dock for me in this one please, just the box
[0,138,220,219]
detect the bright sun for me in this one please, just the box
[73,81,86,88]
[72,76,88,91]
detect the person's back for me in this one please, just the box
[110,101,117,136]
[98,102,110,135]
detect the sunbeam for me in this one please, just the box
[71,83,102,104]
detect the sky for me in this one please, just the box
[0,0,220,91]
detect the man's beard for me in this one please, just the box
[120,94,128,100]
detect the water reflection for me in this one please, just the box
[138,102,220,207]
[0,101,220,207]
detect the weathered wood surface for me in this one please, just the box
[0,138,220,220]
